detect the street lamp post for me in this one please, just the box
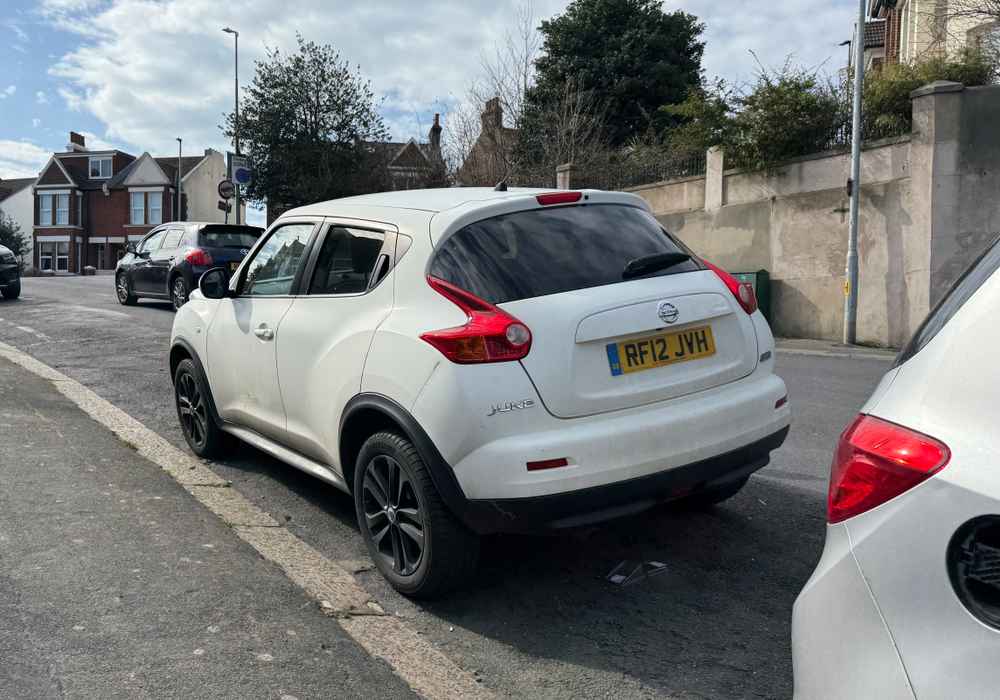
[222,26,240,225]
[844,0,866,345]
[175,137,182,221]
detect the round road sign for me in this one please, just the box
[218,179,236,200]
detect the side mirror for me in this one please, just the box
[199,267,232,299]
[126,242,137,254]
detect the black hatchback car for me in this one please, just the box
[116,222,263,309]
[0,243,21,300]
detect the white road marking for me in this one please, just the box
[64,305,132,320]
[13,325,50,341]
[0,339,491,700]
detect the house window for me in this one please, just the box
[149,192,162,225]
[130,192,145,225]
[39,241,54,270]
[56,241,69,271]
[56,194,69,225]
[39,194,53,225]
[89,156,112,179]
[77,194,83,227]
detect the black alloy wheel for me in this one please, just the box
[361,454,426,576]
[175,369,209,452]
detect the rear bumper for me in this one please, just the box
[792,525,914,699]
[454,426,788,534]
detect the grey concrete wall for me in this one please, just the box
[642,138,915,347]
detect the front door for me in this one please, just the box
[204,220,317,441]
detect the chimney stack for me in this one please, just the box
[429,113,442,153]
[67,131,87,152]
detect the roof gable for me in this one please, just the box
[389,140,431,169]
[37,156,76,186]
[121,153,170,187]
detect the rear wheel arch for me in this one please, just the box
[339,395,468,513]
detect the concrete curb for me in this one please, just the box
[776,347,895,362]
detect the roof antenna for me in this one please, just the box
[494,180,508,192]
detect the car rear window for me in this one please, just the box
[198,225,263,249]
[429,204,701,304]
[896,235,1000,366]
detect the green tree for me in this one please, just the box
[0,212,29,269]
[659,78,737,157]
[223,36,391,212]
[528,0,704,147]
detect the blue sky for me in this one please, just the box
[1,0,860,220]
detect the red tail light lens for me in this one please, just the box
[185,248,214,267]
[828,415,950,524]
[421,276,532,363]
[702,260,757,315]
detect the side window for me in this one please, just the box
[139,230,166,254]
[308,227,386,295]
[161,228,184,249]
[242,223,314,296]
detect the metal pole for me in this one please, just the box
[234,31,241,226]
[844,0,866,345]
[176,137,182,221]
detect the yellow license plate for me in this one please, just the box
[606,326,716,376]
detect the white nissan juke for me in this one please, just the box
[169,187,790,597]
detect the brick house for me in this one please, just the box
[32,132,236,273]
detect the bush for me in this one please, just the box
[0,212,29,269]
[864,48,998,133]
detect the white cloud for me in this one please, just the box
[78,130,121,151]
[32,118,41,128]
[40,0,858,161]
[36,90,49,104]
[0,140,52,179]
[44,0,567,155]
[0,85,16,99]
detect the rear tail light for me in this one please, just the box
[702,260,757,315]
[828,415,950,524]
[527,458,569,472]
[185,248,214,267]
[421,276,532,363]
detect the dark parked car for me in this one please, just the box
[116,222,263,309]
[0,243,21,300]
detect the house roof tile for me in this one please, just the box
[0,177,37,202]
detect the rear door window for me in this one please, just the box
[161,228,184,249]
[199,225,263,249]
[429,204,701,304]
[308,227,386,295]
[896,236,1000,366]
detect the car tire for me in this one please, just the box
[1,280,20,300]
[173,358,232,459]
[354,431,479,598]
[116,273,137,306]
[171,275,189,311]
[680,476,750,509]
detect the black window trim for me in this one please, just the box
[232,217,322,298]
[297,217,398,298]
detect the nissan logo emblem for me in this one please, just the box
[658,302,679,324]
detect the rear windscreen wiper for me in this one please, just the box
[622,252,691,280]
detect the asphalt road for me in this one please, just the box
[0,275,891,699]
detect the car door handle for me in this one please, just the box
[253,324,274,341]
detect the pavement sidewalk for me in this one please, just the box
[0,355,414,699]
[775,337,897,361]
